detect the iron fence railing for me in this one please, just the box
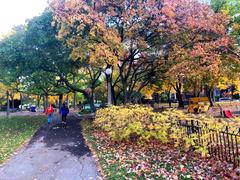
[179,120,240,167]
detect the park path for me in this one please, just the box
[0,113,101,180]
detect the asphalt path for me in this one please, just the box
[0,113,100,180]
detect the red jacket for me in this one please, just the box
[46,105,54,115]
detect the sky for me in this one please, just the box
[0,0,49,35]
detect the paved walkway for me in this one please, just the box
[0,113,100,180]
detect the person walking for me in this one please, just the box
[46,104,54,125]
[60,103,69,124]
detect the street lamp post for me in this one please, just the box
[105,68,112,106]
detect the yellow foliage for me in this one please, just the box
[13,93,21,100]
[141,85,161,99]
[94,105,240,157]
[218,76,240,94]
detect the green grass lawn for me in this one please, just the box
[0,115,46,164]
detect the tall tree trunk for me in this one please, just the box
[193,83,197,97]
[6,91,10,118]
[207,87,214,107]
[111,87,117,105]
[11,94,14,109]
[73,92,77,109]
[122,80,128,104]
[73,76,77,109]
[43,96,46,112]
[167,91,172,108]
[20,93,23,111]
[231,85,235,100]
[37,95,41,109]
[66,95,69,107]
[91,88,95,103]
[176,91,184,108]
[46,95,49,108]
[175,82,184,108]
[83,91,96,113]
[59,94,63,111]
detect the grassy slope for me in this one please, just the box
[0,115,46,164]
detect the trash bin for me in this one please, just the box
[30,106,36,112]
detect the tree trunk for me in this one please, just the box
[46,95,49,108]
[59,94,63,111]
[176,91,184,108]
[122,80,128,104]
[84,91,96,113]
[193,83,197,97]
[6,91,10,118]
[66,95,69,107]
[43,96,46,112]
[37,95,41,109]
[111,87,117,105]
[61,76,96,112]
[11,95,14,109]
[20,93,23,111]
[207,87,214,107]
[167,91,172,108]
[175,83,184,108]
[231,85,235,100]
[91,87,95,103]
[73,76,77,109]
[73,92,77,109]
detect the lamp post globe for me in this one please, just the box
[105,68,112,75]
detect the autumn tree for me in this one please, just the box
[157,0,236,107]
[51,0,173,104]
[51,0,238,107]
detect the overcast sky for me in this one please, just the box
[0,0,49,35]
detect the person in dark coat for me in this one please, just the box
[60,103,69,124]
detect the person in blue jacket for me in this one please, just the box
[60,103,69,124]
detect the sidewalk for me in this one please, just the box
[0,113,101,180]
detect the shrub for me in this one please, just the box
[94,105,240,156]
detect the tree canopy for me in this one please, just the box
[0,0,239,111]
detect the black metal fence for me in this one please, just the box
[180,120,240,167]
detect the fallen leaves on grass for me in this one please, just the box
[0,115,46,164]
[82,120,240,179]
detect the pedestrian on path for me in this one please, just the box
[60,103,69,124]
[46,104,54,124]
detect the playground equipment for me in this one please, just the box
[187,97,210,113]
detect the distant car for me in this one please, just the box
[233,99,240,102]
[19,104,30,110]
[218,97,232,102]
